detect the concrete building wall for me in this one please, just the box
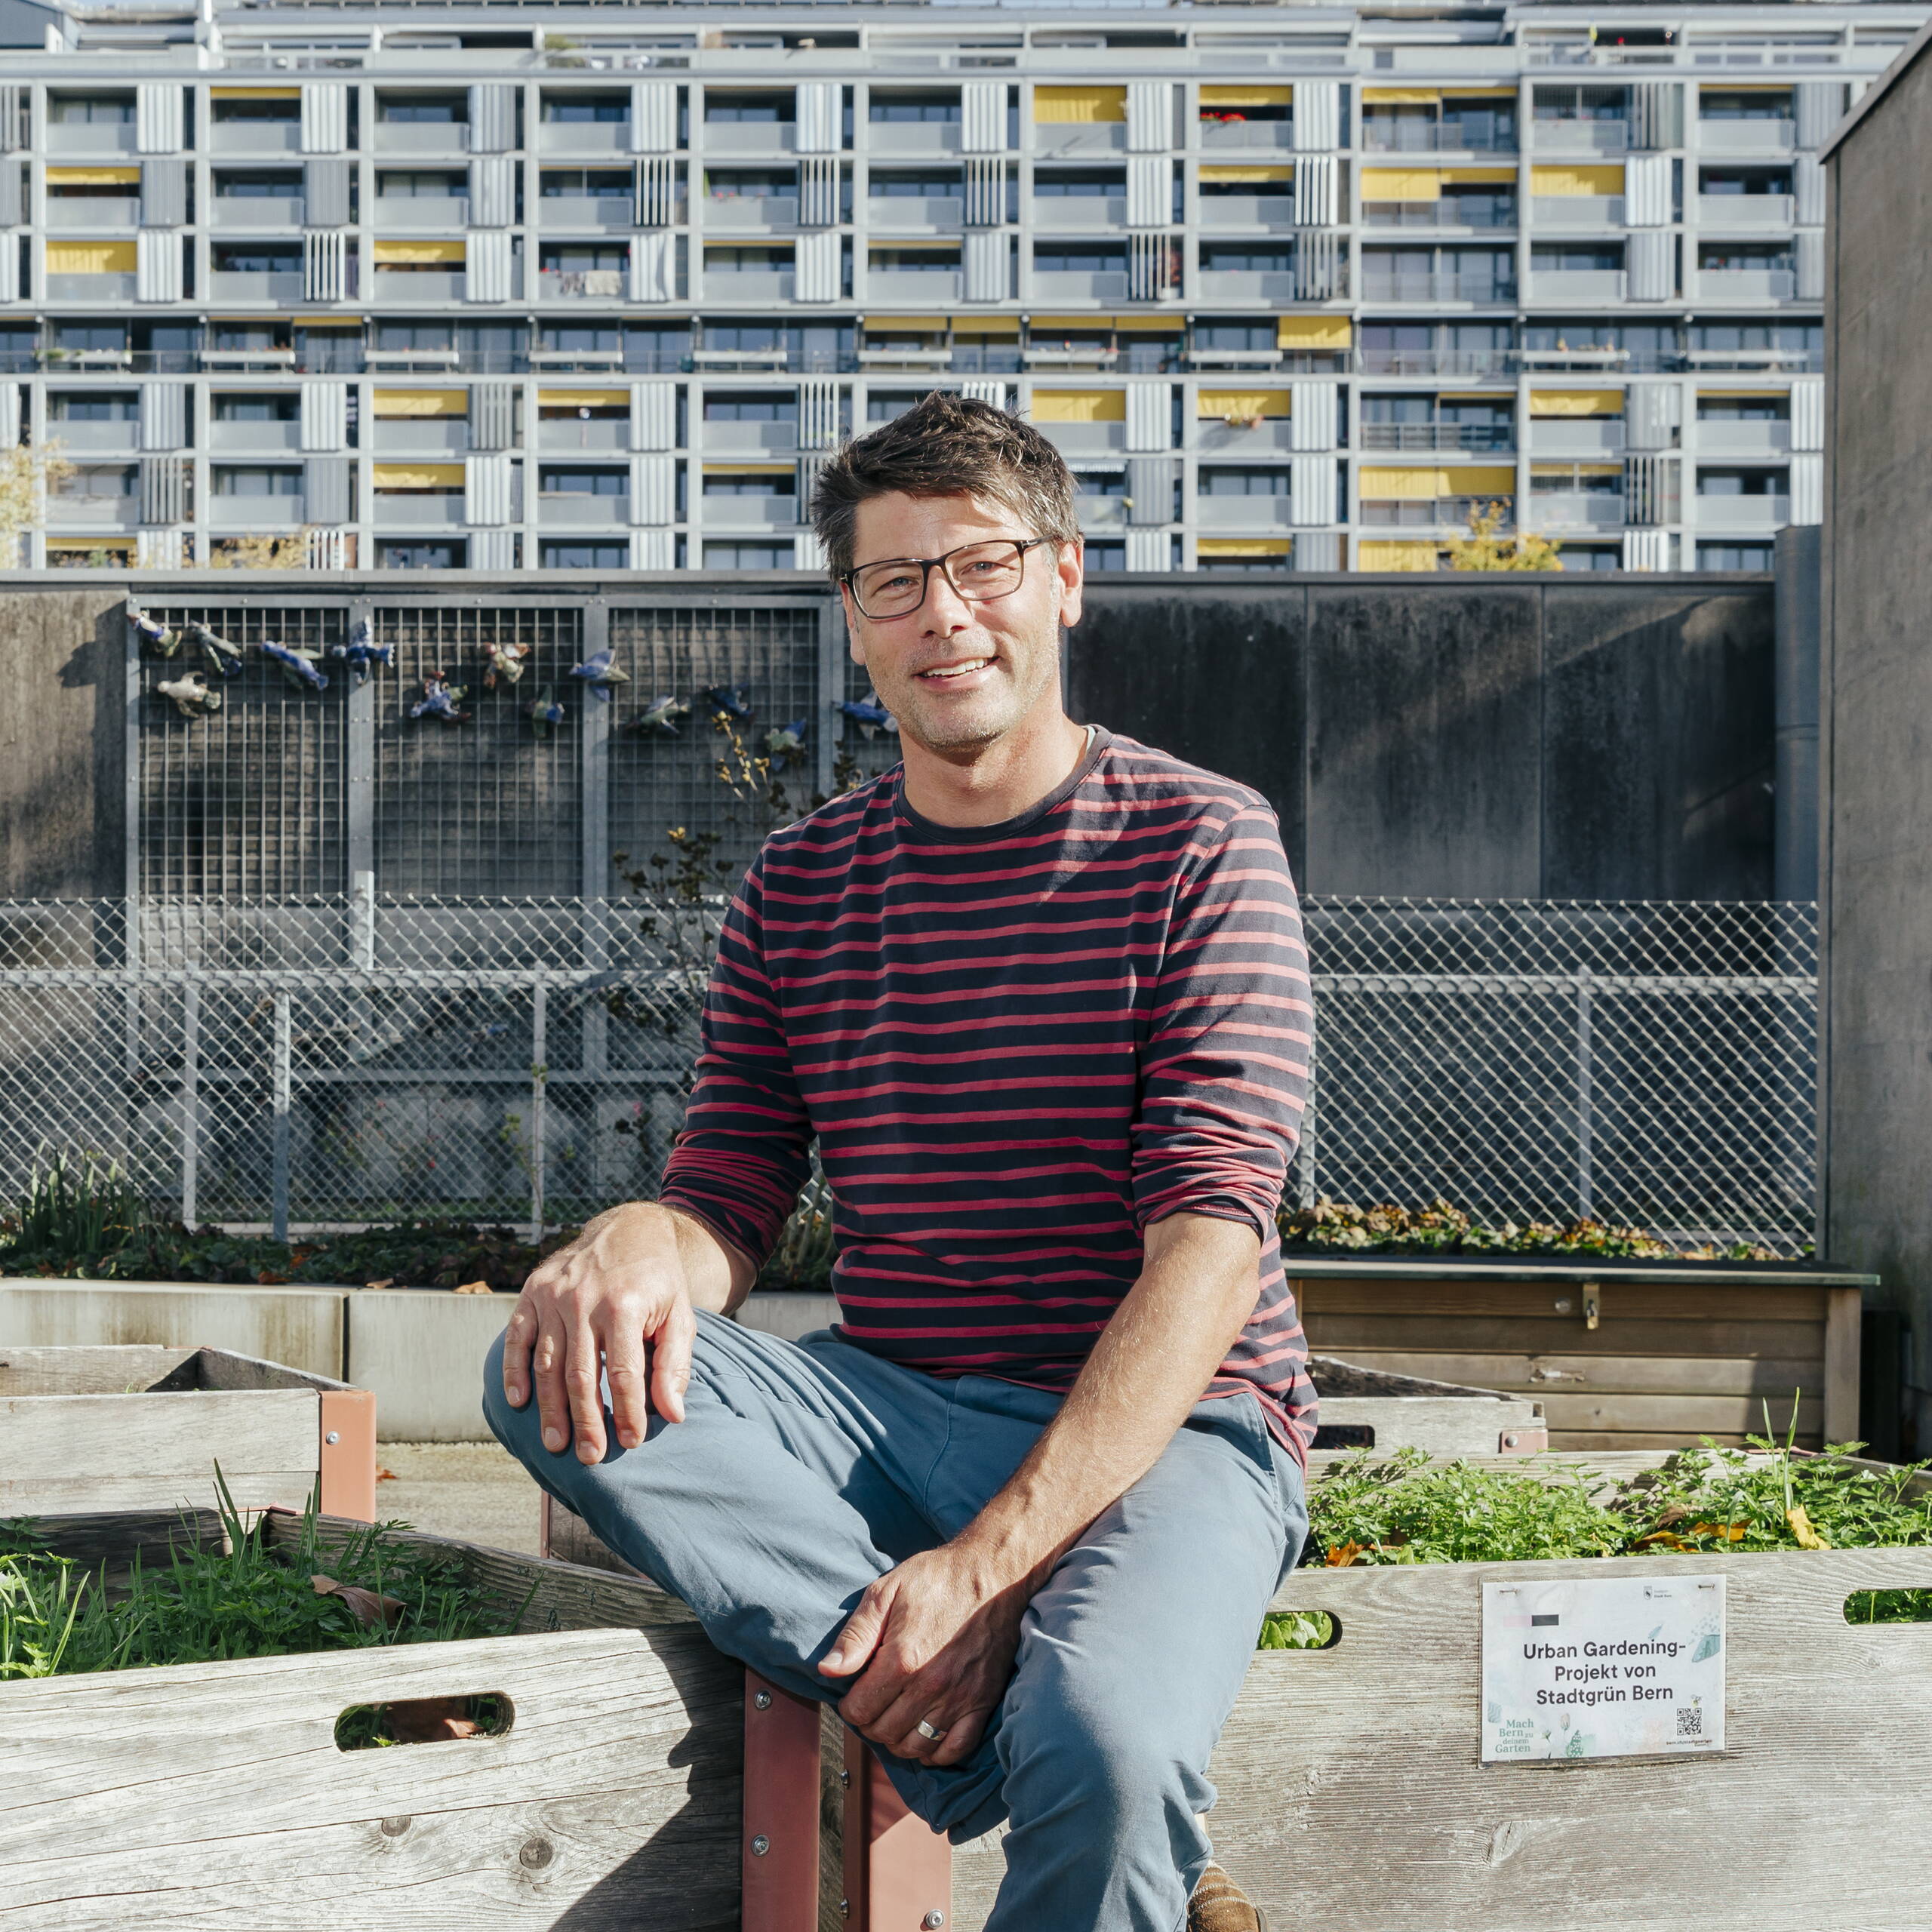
[1820,27,1932,1451]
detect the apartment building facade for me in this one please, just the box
[0,0,1919,574]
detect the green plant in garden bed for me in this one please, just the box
[1277,1195,1788,1263]
[0,1471,525,1703]
[1259,1431,1932,1650]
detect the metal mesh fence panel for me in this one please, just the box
[374,605,585,897]
[140,604,349,898]
[0,895,1816,1251]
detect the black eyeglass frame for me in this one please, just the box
[839,537,1055,621]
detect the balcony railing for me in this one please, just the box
[866,196,963,231]
[1362,423,1515,452]
[1695,118,1796,155]
[697,120,797,155]
[1530,118,1630,152]
[208,270,306,303]
[1362,202,1516,230]
[47,196,140,226]
[1194,268,1296,301]
[1032,198,1125,231]
[1691,491,1791,530]
[1692,419,1792,454]
[373,122,472,155]
[863,121,961,158]
[1361,122,1518,154]
[207,420,303,454]
[1527,418,1626,455]
[1530,195,1625,227]
[1527,490,1626,529]
[45,123,137,155]
[1193,494,1295,531]
[1193,416,1294,452]
[537,267,627,299]
[1362,495,1514,528]
[698,419,798,454]
[372,419,470,454]
[1691,266,1796,301]
[538,494,630,527]
[1198,120,1293,151]
[210,198,307,230]
[372,195,471,229]
[1695,193,1796,227]
[44,420,140,452]
[45,273,138,300]
[1358,349,1513,377]
[48,494,140,530]
[1359,273,1516,303]
[373,493,463,528]
[206,496,307,531]
[1031,122,1125,158]
[540,195,637,230]
[208,122,300,155]
[700,494,798,528]
[537,121,633,157]
[1526,269,1629,301]
[537,417,629,451]
[1198,196,1297,231]
[867,269,963,302]
[704,195,799,232]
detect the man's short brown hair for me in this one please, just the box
[809,391,1079,582]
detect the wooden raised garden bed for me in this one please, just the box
[1288,1258,1872,1452]
[0,1343,377,1521]
[0,1509,761,1930]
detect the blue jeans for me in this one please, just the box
[483,1311,1306,1932]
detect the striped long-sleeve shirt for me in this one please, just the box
[658,728,1319,1460]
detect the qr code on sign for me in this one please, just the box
[1677,1704,1703,1738]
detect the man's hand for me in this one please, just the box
[501,1201,743,1463]
[819,1543,1032,1767]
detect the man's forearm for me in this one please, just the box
[949,1211,1263,1596]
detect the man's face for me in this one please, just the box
[841,491,1084,755]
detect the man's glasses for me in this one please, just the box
[842,538,1051,621]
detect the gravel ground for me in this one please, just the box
[374,1441,544,1554]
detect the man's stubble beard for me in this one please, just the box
[888,619,1061,758]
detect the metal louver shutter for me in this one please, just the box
[1795,231,1823,302]
[1622,530,1670,572]
[135,85,183,155]
[964,158,1004,227]
[798,379,841,450]
[0,241,15,304]
[0,383,19,450]
[1292,229,1342,301]
[630,528,675,570]
[629,380,678,451]
[471,383,516,452]
[629,454,675,525]
[1793,155,1825,226]
[1289,454,1337,527]
[794,531,827,572]
[1124,529,1168,571]
[1789,453,1822,527]
[1625,155,1672,227]
[1626,383,1680,453]
[465,454,514,527]
[1124,382,1169,454]
[635,155,678,227]
[0,88,24,153]
[301,85,347,155]
[470,528,517,571]
[467,229,514,303]
[1291,82,1340,152]
[305,455,352,525]
[304,158,351,228]
[1291,531,1340,572]
[1293,156,1337,227]
[1127,456,1174,526]
[1631,82,1682,152]
[795,84,840,155]
[964,230,1008,302]
[303,230,347,302]
[1289,383,1338,452]
[469,156,515,227]
[139,455,186,525]
[1794,81,1846,149]
[136,231,181,303]
[1789,380,1823,454]
[1629,229,1674,302]
[630,232,674,302]
[958,380,1008,410]
[1125,156,1171,229]
[798,155,839,228]
[468,86,515,155]
[630,82,678,154]
[140,158,186,228]
[139,382,186,451]
[795,231,840,303]
[300,382,348,454]
[0,161,18,228]
[961,84,1008,155]
[1126,82,1171,154]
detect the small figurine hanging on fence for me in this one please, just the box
[700,684,752,724]
[764,718,808,766]
[525,687,566,737]
[635,694,690,736]
[257,639,330,694]
[568,648,630,702]
[155,672,223,719]
[410,672,472,724]
[834,691,897,739]
[185,620,245,679]
[126,600,179,657]
[328,620,393,688]
[482,638,530,689]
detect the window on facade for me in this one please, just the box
[540,466,626,495]
[705,246,793,272]
[50,95,135,123]
[706,92,793,123]
[1033,169,1125,198]
[1697,243,1794,272]
[1532,85,1629,124]
[869,248,959,273]
[380,540,466,568]
[1700,168,1794,197]
[1697,541,1776,570]
[49,392,138,420]
[540,540,629,568]
[1192,322,1277,352]
[216,171,303,198]
[1696,467,1784,496]
[380,97,467,123]
[1034,242,1129,272]
[706,169,795,200]
[1199,466,1291,497]
[703,392,797,422]
[1699,90,1792,121]
[376,322,455,350]
[1531,243,1625,272]
[543,94,628,123]
[1198,243,1294,272]
[703,540,794,568]
[57,464,136,498]
[1697,395,1788,420]
[210,325,285,352]
[869,92,960,123]
[869,170,961,199]
[212,243,301,272]
[378,171,466,198]
[213,394,299,420]
[703,472,794,497]
[543,169,634,200]
[214,466,303,496]
[1082,540,1127,571]
[212,97,300,122]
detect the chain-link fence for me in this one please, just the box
[0,894,1817,1254]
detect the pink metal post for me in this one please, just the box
[743,1673,823,1932]
[842,1730,954,1932]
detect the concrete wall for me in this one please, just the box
[1068,577,1777,901]
[0,570,1777,908]
[0,588,127,900]
[1821,34,1932,1454]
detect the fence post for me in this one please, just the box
[1576,970,1593,1222]
[271,989,292,1243]
[1297,1004,1318,1210]
[344,599,377,890]
[180,980,199,1230]
[815,595,842,801]
[530,969,548,1241]
[349,869,376,971]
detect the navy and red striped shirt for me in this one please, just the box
[659,728,1318,1461]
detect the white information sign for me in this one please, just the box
[1481,1573,1726,1763]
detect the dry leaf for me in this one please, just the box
[1635,1529,1691,1551]
[452,1280,493,1295]
[386,1697,482,1743]
[1692,1521,1748,1543]
[312,1573,406,1628]
[375,1466,398,1483]
[1786,1505,1832,1550]
[1325,1542,1363,1567]
[364,1278,394,1292]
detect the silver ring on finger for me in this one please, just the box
[915,1718,946,1743]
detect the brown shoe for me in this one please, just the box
[1189,1863,1268,1932]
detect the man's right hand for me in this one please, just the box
[501,1202,700,1463]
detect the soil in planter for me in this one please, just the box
[1260,1432,1932,1650]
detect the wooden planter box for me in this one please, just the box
[0,1344,377,1521]
[0,1509,755,1930]
[1308,1355,1543,1455]
[944,1450,1932,1931]
[1290,1259,1872,1452]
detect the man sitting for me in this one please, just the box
[486,392,1315,1932]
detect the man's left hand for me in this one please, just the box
[818,1543,1032,1767]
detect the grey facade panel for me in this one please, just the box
[305,158,351,228]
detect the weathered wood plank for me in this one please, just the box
[0,1389,318,1486]
[1303,1314,1828,1360]
[949,1546,1932,1932]
[1296,1279,1831,1323]
[1321,1349,1827,1400]
[1531,1392,1820,1436]
[190,1345,352,1396]
[1823,1284,1863,1443]
[2,1470,323,1518]
[1315,1396,1544,1456]
[0,1626,740,1930]
[0,1345,198,1397]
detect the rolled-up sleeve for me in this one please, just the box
[657,855,812,1266]
[1131,802,1312,1239]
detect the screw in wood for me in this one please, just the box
[325,1431,340,1444]
[753,1689,772,1709]
[923,1915,946,1929]
[750,1835,770,1856]
[379,1817,410,1838]
[519,1838,554,1870]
